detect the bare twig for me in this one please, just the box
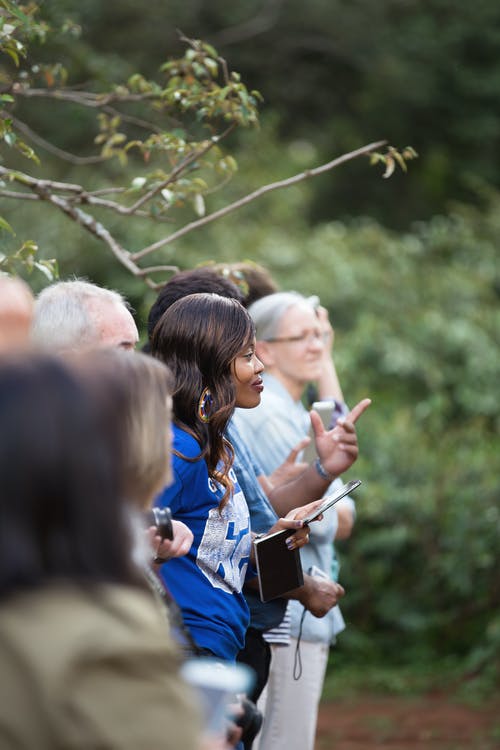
[9,115,105,165]
[47,196,140,276]
[136,265,179,276]
[70,194,165,219]
[102,105,165,134]
[86,187,127,197]
[209,0,285,46]
[132,140,387,261]
[0,168,84,194]
[11,85,158,108]
[143,278,175,291]
[0,190,38,200]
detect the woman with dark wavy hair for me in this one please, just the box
[151,293,311,663]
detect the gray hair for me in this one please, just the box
[248,291,317,341]
[31,279,128,351]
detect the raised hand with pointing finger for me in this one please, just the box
[312,397,372,480]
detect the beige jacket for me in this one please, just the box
[0,584,201,749]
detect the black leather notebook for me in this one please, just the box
[253,529,304,602]
[253,480,362,602]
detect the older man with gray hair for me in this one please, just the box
[30,278,196,563]
[31,279,139,352]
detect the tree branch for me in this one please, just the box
[47,195,140,277]
[0,168,85,194]
[125,124,235,215]
[0,140,389,287]
[0,166,140,277]
[0,190,39,200]
[0,168,170,219]
[137,265,179,277]
[132,140,387,261]
[101,105,165,134]
[11,84,158,108]
[8,115,105,165]
[209,0,285,46]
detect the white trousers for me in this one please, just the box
[254,639,330,750]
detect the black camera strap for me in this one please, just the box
[143,564,203,658]
[293,606,307,680]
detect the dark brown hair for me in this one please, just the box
[0,353,139,600]
[146,268,244,345]
[151,293,254,508]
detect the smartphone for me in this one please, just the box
[302,400,337,464]
[302,478,361,524]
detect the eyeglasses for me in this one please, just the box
[265,330,327,345]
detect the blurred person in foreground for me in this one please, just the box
[72,348,193,585]
[75,348,193,568]
[0,352,201,749]
[0,275,34,352]
[74,349,237,749]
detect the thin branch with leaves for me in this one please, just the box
[0,3,417,286]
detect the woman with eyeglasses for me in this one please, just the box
[233,291,358,750]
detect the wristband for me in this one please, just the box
[314,457,335,482]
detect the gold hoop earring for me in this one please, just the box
[198,387,213,423]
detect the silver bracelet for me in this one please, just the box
[314,457,335,482]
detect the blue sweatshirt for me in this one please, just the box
[155,425,253,661]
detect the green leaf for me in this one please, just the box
[3,3,31,24]
[382,156,395,179]
[193,193,205,217]
[18,241,38,261]
[5,46,20,66]
[34,261,55,281]
[201,42,218,58]
[0,216,14,234]
[392,150,408,173]
[16,141,40,164]
[204,57,218,77]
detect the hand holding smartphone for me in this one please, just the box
[301,478,361,524]
[302,401,337,464]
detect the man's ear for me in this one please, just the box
[256,340,276,367]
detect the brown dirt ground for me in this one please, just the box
[315,694,500,750]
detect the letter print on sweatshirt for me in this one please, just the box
[196,468,251,593]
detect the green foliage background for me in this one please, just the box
[2,0,499,687]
